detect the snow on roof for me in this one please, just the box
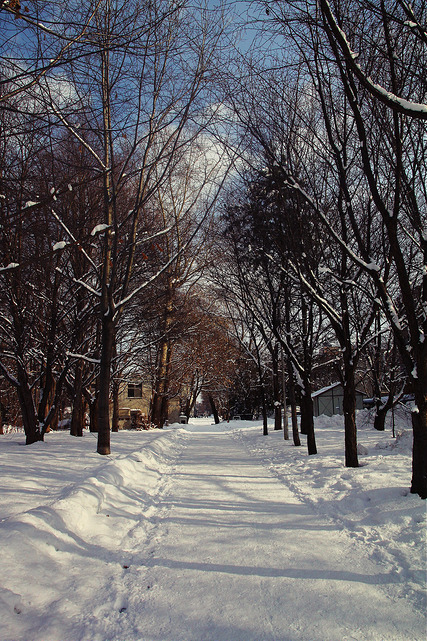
[312,382,343,398]
[312,382,364,398]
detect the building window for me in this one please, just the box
[127,383,142,398]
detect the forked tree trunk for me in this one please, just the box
[374,393,395,432]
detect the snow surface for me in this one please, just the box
[0,412,425,641]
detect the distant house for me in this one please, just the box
[117,381,181,428]
[312,382,365,417]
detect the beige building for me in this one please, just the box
[117,381,182,429]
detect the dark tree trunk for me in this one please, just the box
[89,395,99,433]
[280,350,289,439]
[374,393,394,432]
[209,394,220,424]
[97,314,114,454]
[299,393,308,435]
[343,394,358,467]
[262,401,268,436]
[300,383,316,455]
[301,396,317,455]
[258,374,269,436]
[274,404,281,430]
[15,364,41,444]
[70,363,84,437]
[37,364,55,428]
[272,346,282,430]
[411,378,427,499]
[342,353,359,468]
[287,367,301,447]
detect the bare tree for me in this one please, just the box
[254,0,427,496]
[6,0,229,453]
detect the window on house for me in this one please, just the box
[127,383,143,398]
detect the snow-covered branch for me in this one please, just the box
[320,0,427,120]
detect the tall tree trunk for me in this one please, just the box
[342,351,359,467]
[97,314,114,454]
[262,400,268,436]
[151,336,172,428]
[151,288,174,429]
[209,394,220,424]
[89,394,99,433]
[15,363,40,444]
[97,22,114,455]
[411,369,427,499]
[300,380,316,455]
[272,344,281,430]
[70,362,84,437]
[287,365,301,446]
[281,351,289,439]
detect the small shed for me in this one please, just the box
[312,382,365,417]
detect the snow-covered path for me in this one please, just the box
[97,425,422,641]
[0,420,425,641]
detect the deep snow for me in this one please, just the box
[0,411,425,641]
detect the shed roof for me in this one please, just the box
[312,382,364,398]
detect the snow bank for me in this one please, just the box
[232,412,426,614]
[0,428,186,640]
[0,416,424,640]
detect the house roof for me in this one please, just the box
[312,382,364,398]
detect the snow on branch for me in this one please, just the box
[66,352,101,365]
[0,262,19,272]
[50,208,98,271]
[281,174,387,278]
[320,0,427,120]
[0,360,20,387]
[91,224,111,236]
[73,279,101,298]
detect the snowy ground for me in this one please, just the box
[0,411,425,641]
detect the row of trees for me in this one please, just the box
[0,0,238,451]
[209,0,426,497]
[1,1,426,499]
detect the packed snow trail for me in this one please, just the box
[0,422,424,641]
[82,423,422,641]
